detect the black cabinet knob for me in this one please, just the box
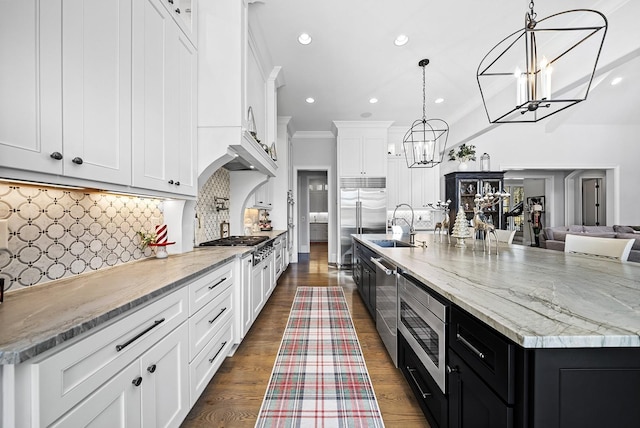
[147,364,157,373]
[50,152,63,160]
[175,181,180,186]
[72,157,83,165]
[168,179,174,184]
[132,376,142,387]
[175,8,180,14]
[168,0,173,3]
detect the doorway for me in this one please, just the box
[297,170,329,262]
[582,178,604,226]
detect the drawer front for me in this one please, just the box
[189,319,233,406]
[188,284,233,361]
[35,287,189,427]
[189,261,234,316]
[449,306,515,404]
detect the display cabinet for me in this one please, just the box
[445,171,505,233]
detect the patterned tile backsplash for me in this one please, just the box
[0,182,163,292]
[0,168,231,293]
[195,168,231,244]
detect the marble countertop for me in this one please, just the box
[0,231,287,365]
[355,233,640,349]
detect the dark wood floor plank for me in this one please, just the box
[182,243,430,428]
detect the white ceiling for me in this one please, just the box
[248,0,640,136]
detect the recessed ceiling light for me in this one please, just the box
[298,33,312,45]
[369,98,378,104]
[435,98,444,104]
[611,77,623,86]
[306,97,315,104]
[394,34,409,46]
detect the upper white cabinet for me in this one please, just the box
[62,0,132,185]
[387,156,439,210]
[132,0,197,196]
[0,0,197,196]
[335,122,392,178]
[253,181,273,209]
[0,0,131,185]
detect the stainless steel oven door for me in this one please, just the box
[398,276,447,393]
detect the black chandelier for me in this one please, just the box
[403,59,449,168]
[477,1,607,123]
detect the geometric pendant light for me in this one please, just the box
[403,59,449,168]
[477,2,607,123]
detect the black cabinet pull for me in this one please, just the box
[208,307,227,324]
[208,341,227,363]
[175,8,180,13]
[175,181,180,186]
[168,179,174,184]
[456,333,486,360]
[407,367,431,398]
[168,0,173,3]
[208,277,226,290]
[132,376,143,387]
[147,364,157,373]
[50,152,63,160]
[72,157,83,165]
[263,265,268,270]
[116,318,165,352]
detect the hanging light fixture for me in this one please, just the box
[477,1,607,123]
[403,59,449,168]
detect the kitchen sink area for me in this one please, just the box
[370,239,416,248]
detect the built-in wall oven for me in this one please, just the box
[398,271,449,394]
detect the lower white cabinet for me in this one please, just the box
[49,359,142,428]
[251,252,275,324]
[238,253,254,342]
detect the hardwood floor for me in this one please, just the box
[181,243,430,428]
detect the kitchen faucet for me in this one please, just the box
[392,203,415,244]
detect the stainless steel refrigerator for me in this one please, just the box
[339,178,387,267]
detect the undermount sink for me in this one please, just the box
[371,239,415,248]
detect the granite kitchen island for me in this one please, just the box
[354,233,640,428]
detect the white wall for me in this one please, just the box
[292,132,337,263]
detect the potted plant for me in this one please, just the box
[448,143,476,170]
[137,230,157,250]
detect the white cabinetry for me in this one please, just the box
[0,0,132,185]
[335,122,392,178]
[132,0,197,196]
[186,261,235,405]
[0,0,197,196]
[251,252,274,322]
[237,253,254,341]
[61,0,132,185]
[387,156,439,209]
[253,181,273,209]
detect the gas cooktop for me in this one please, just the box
[199,236,269,247]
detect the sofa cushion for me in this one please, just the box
[616,233,640,250]
[544,226,568,240]
[583,226,615,234]
[614,225,635,234]
[569,225,584,233]
[582,232,616,239]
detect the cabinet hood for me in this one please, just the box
[225,130,277,175]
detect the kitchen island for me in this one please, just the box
[354,233,640,428]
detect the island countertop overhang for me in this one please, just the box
[353,233,640,349]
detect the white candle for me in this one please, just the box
[540,57,552,100]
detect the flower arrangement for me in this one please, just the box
[137,230,157,249]
[448,143,477,162]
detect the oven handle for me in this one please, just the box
[370,257,395,275]
[406,367,432,398]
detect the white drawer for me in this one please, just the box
[189,319,233,407]
[188,284,233,361]
[33,287,188,428]
[189,261,234,316]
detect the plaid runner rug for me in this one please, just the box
[255,286,385,428]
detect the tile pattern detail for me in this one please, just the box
[0,183,162,292]
[195,168,231,244]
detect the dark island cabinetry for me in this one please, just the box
[353,242,376,318]
[445,171,505,233]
